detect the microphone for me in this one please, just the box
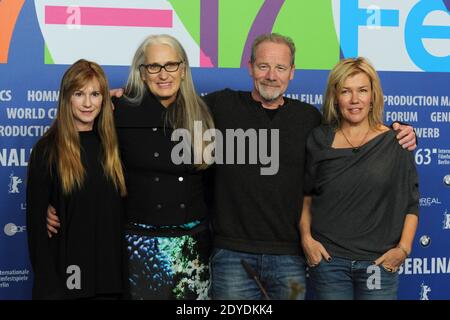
[240,259,270,300]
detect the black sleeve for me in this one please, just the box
[303,130,319,196]
[303,122,328,196]
[202,90,223,114]
[314,107,323,126]
[406,151,419,216]
[26,143,63,298]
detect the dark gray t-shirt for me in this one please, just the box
[305,125,419,261]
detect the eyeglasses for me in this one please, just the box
[140,61,183,74]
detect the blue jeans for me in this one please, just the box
[210,248,306,300]
[309,256,398,300]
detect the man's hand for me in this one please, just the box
[392,122,417,151]
[47,205,60,238]
[109,88,124,111]
[110,88,124,98]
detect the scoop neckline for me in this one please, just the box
[330,128,392,151]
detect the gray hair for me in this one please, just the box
[250,33,296,65]
[124,34,214,169]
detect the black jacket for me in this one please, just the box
[113,92,209,226]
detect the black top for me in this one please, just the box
[262,107,279,120]
[203,89,322,255]
[305,125,419,260]
[26,131,124,299]
[113,91,209,227]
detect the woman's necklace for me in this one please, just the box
[340,127,371,153]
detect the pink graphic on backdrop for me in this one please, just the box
[200,49,214,67]
[45,6,172,28]
[200,0,218,67]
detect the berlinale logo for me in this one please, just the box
[420,282,431,300]
[8,172,22,194]
[443,210,450,230]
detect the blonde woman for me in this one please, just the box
[300,57,419,299]
[27,59,126,299]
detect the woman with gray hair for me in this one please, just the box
[113,34,214,299]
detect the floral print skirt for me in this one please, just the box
[124,221,211,300]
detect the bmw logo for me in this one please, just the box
[419,235,431,247]
[444,175,450,186]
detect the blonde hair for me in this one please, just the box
[44,59,126,196]
[322,57,384,129]
[124,34,214,169]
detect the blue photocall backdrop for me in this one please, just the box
[0,1,449,300]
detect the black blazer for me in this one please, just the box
[113,92,209,226]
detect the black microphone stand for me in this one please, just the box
[240,259,271,300]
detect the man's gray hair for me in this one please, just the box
[250,33,296,65]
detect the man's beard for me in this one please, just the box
[257,83,282,102]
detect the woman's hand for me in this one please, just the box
[46,205,60,238]
[373,247,408,272]
[301,235,331,267]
